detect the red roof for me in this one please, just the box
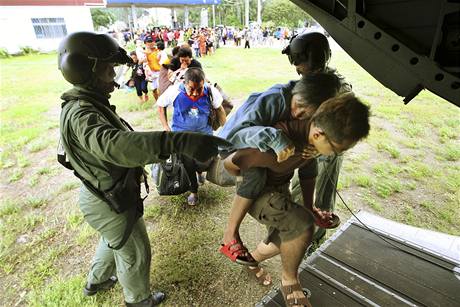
[0,0,104,5]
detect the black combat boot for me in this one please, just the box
[125,292,166,306]
[83,276,118,296]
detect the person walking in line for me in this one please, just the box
[127,51,149,103]
[156,68,227,205]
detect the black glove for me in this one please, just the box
[160,131,233,162]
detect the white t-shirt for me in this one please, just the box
[156,83,223,109]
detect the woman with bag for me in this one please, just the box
[156,68,226,205]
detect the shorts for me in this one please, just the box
[149,71,160,89]
[248,185,314,247]
[236,167,267,199]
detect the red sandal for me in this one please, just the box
[219,239,258,266]
[314,213,341,229]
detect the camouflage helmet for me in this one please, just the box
[282,32,331,71]
[58,31,132,85]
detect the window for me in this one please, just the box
[31,18,67,39]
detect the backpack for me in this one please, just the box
[152,154,191,195]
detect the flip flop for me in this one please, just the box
[187,194,198,206]
[314,212,340,229]
[281,283,312,307]
[219,239,258,266]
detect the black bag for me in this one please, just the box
[152,154,191,195]
[213,83,234,115]
[207,86,221,131]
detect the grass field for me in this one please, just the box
[0,46,459,306]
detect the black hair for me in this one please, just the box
[157,41,165,50]
[129,51,136,56]
[177,46,193,58]
[172,46,180,57]
[292,72,341,108]
[184,67,205,84]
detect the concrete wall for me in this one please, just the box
[0,6,94,54]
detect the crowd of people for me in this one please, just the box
[58,27,370,307]
[110,24,305,53]
[121,24,314,103]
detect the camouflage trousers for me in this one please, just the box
[290,155,343,239]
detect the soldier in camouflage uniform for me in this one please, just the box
[58,32,228,307]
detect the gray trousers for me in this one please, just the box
[291,155,343,211]
[79,186,151,303]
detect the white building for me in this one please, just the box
[148,8,173,28]
[0,0,101,54]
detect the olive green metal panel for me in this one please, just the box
[257,212,460,307]
[291,0,460,106]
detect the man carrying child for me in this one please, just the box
[220,89,370,306]
[218,73,341,266]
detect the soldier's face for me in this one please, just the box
[94,62,116,94]
[295,63,321,76]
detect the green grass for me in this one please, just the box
[337,174,352,190]
[436,143,460,161]
[17,153,31,168]
[375,178,403,198]
[438,125,458,143]
[400,119,426,138]
[75,224,96,246]
[28,275,121,307]
[66,213,84,229]
[372,162,402,177]
[144,203,163,219]
[363,194,383,212]
[8,169,24,182]
[353,174,372,188]
[28,174,40,187]
[1,47,459,307]
[404,161,432,180]
[23,245,69,289]
[26,197,48,208]
[37,167,53,176]
[60,181,80,193]
[376,142,401,159]
[0,199,20,217]
[28,139,52,153]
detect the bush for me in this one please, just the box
[20,46,39,55]
[0,48,10,58]
[124,40,136,52]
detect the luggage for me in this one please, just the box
[152,154,191,195]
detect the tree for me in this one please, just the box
[91,8,116,30]
[262,0,313,28]
[175,7,202,27]
[215,0,245,27]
